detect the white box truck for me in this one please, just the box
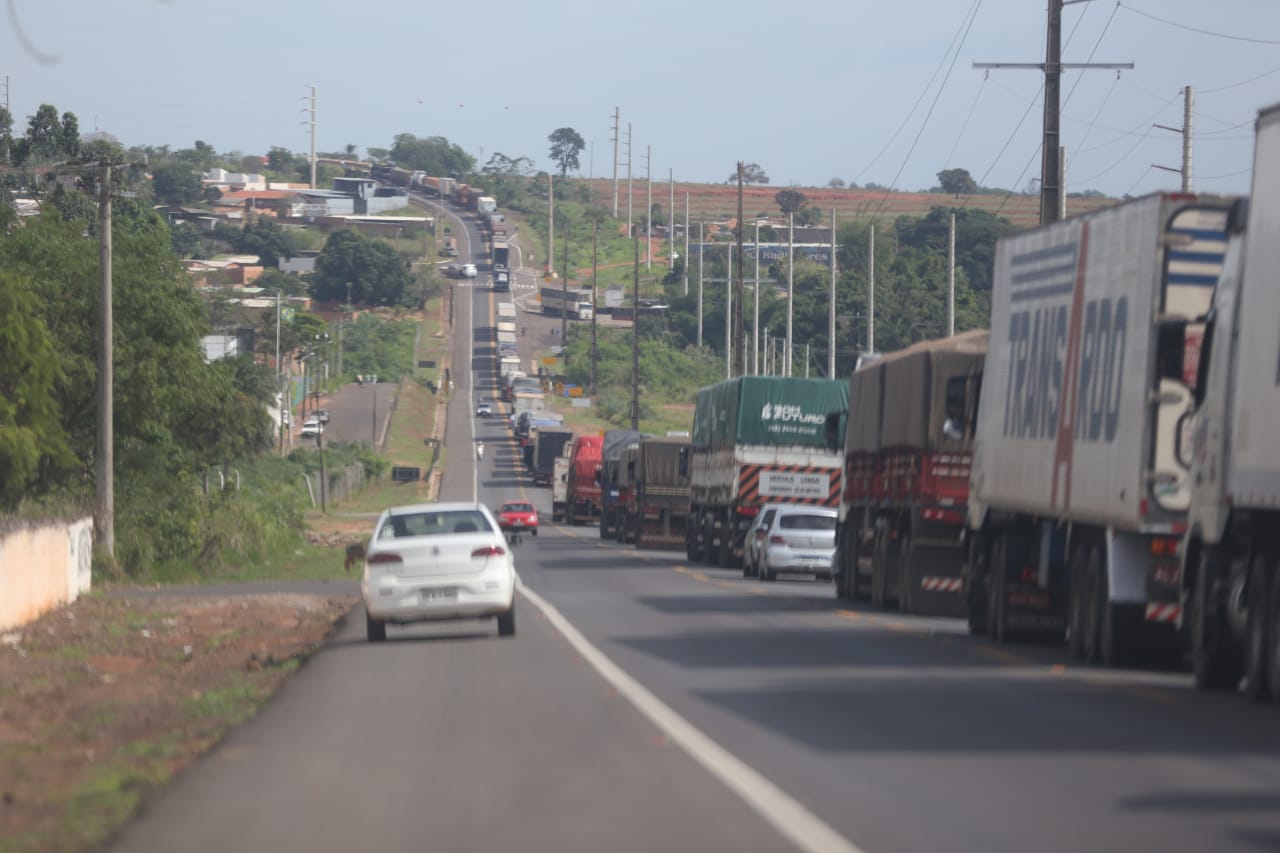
[1181,102,1280,698]
[961,191,1234,665]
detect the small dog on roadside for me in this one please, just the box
[344,543,364,573]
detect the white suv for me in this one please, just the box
[461,263,477,278]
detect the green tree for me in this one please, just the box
[936,168,977,196]
[0,105,13,165]
[547,127,585,177]
[235,219,296,269]
[149,160,205,205]
[0,269,74,502]
[311,230,413,307]
[733,163,769,185]
[388,134,475,177]
[775,189,807,216]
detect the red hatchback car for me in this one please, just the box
[497,501,539,536]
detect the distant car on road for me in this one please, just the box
[313,409,330,424]
[757,506,838,583]
[476,399,494,417]
[461,263,477,278]
[300,419,323,438]
[496,501,538,537]
[354,502,517,641]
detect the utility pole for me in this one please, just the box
[646,144,652,269]
[669,168,675,271]
[948,212,956,337]
[683,193,690,296]
[611,107,620,218]
[786,210,795,376]
[96,162,115,559]
[868,225,876,354]
[725,239,733,380]
[1155,86,1194,191]
[974,0,1132,225]
[734,161,746,377]
[561,216,569,365]
[697,223,704,348]
[753,220,761,375]
[547,174,554,278]
[631,237,640,430]
[591,221,599,397]
[829,209,837,377]
[307,85,317,190]
[763,327,770,375]
[626,123,633,247]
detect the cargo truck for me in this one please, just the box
[685,377,848,567]
[566,434,604,525]
[833,330,987,615]
[540,286,595,320]
[532,427,573,487]
[1181,103,1280,698]
[630,436,692,550]
[598,430,646,539]
[961,191,1234,664]
[612,443,642,543]
[493,240,510,271]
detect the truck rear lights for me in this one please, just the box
[1149,536,1179,556]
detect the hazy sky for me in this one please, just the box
[6,0,1277,198]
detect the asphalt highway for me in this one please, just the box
[107,206,1280,853]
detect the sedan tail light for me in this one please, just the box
[367,553,403,565]
[472,545,508,558]
[769,535,785,545]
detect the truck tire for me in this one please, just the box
[871,531,886,609]
[1269,563,1280,705]
[599,509,611,539]
[966,544,988,638]
[1067,544,1091,661]
[1245,552,1273,701]
[703,515,719,567]
[1082,547,1104,663]
[687,512,703,562]
[1191,547,1244,691]
[898,534,915,615]
[987,535,1009,642]
[718,512,734,568]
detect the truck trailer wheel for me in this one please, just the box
[898,534,915,615]
[1082,547,1104,662]
[1191,548,1244,691]
[986,535,1009,642]
[871,531,887,609]
[1269,562,1280,704]
[703,516,719,567]
[1245,552,1274,701]
[1067,544,1092,661]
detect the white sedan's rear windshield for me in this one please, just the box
[779,515,837,531]
[379,510,494,539]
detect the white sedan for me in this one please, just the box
[759,506,838,583]
[355,502,517,641]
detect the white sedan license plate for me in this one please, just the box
[421,588,458,602]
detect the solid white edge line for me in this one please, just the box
[515,576,865,853]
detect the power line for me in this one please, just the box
[1199,63,1280,95]
[870,0,983,218]
[1117,1,1280,45]
[852,0,982,185]
[944,75,988,168]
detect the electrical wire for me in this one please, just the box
[1117,1,1280,45]
[944,76,988,169]
[1197,167,1252,181]
[851,0,982,186]
[1200,63,1280,95]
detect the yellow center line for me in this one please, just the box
[691,572,709,582]
[716,581,737,591]
[674,566,688,574]
[837,610,863,621]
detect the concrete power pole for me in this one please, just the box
[307,85,317,190]
[626,124,633,246]
[646,145,652,269]
[547,174,554,278]
[631,238,640,430]
[1155,86,1194,191]
[948,212,956,337]
[97,163,115,558]
[754,220,761,376]
[669,168,675,271]
[612,107,620,218]
[734,161,746,378]
[697,223,704,348]
[974,0,1132,226]
[684,193,690,296]
[829,209,837,378]
[786,210,795,376]
[868,225,876,355]
[591,222,599,397]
